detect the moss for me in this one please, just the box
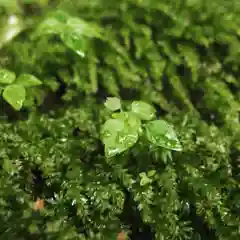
[0,0,239,239]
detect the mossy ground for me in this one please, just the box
[0,1,239,239]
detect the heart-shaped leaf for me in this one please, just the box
[15,74,42,87]
[104,97,121,111]
[101,118,139,158]
[145,120,182,151]
[0,69,16,84]
[2,84,26,110]
[131,101,156,120]
[112,111,142,134]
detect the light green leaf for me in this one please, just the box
[147,170,156,177]
[33,17,64,38]
[139,172,152,186]
[102,119,125,134]
[104,97,121,111]
[66,17,102,39]
[101,118,139,158]
[0,69,16,84]
[15,74,42,87]
[60,28,89,57]
[2,84,26,110]
[0,15,24,48]
[131,101,156,120]
[112,111,142,134]
[145,120,182,151]
[3,159,17,174]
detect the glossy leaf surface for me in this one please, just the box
[2,84,26,110]
[131,101,156,120]
[145,120,182,151]
[0,69,16,84]
[101,118,139,158]
[104,97,121,111]
[15,74,42,87]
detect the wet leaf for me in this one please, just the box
[112,111,142,133]
[2,84,26,110]
[102,119,125,134]
[60,28,89,57]
[131,101,156,120]
[145,120,182,151]
[101,118,139,158]
[0,69,16,84]
[34,17,64,37]
[104,97,121,111]
[66,17,102,39]
[15,74,42,87]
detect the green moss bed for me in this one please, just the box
[0,1,239,239]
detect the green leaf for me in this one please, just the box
[33,17,64,38]
[104,97,121,111]
[51,10,69,23]
[112,111,142,134]
[0,15,24,48]
[102,118,125,133]
[139,172,152,186]
[60,28,89,57]
[3,159,17,174]
[101,118,139,158]
[66,17,102,39]
[15,74,42,87]
[2,84,26,110]
[145,120,182,151]
[131,101,156,120]
[147,170,156,177]
[0,69,16,84]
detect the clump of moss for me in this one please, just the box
[0,0,239,239]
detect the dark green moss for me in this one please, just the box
[0,0,239,239]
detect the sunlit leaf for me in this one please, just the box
[0,69,16,84]
[66,17,102,39]
[2,84,26,110]
[112,111,142,133]
[60,27,89,57]
[104,97,121,111]
[145,120,182,151]
[131,101,156,120]
[101,118,139,158]
[0,15,24,48]
[139,172,152,186]
[147,170,156,177]
[15,74,42,87]
[33,17,64,38]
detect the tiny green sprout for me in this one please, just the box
[101,98,182,158]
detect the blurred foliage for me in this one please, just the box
[0,0,240,239]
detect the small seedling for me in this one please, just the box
[101,97,182,158]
